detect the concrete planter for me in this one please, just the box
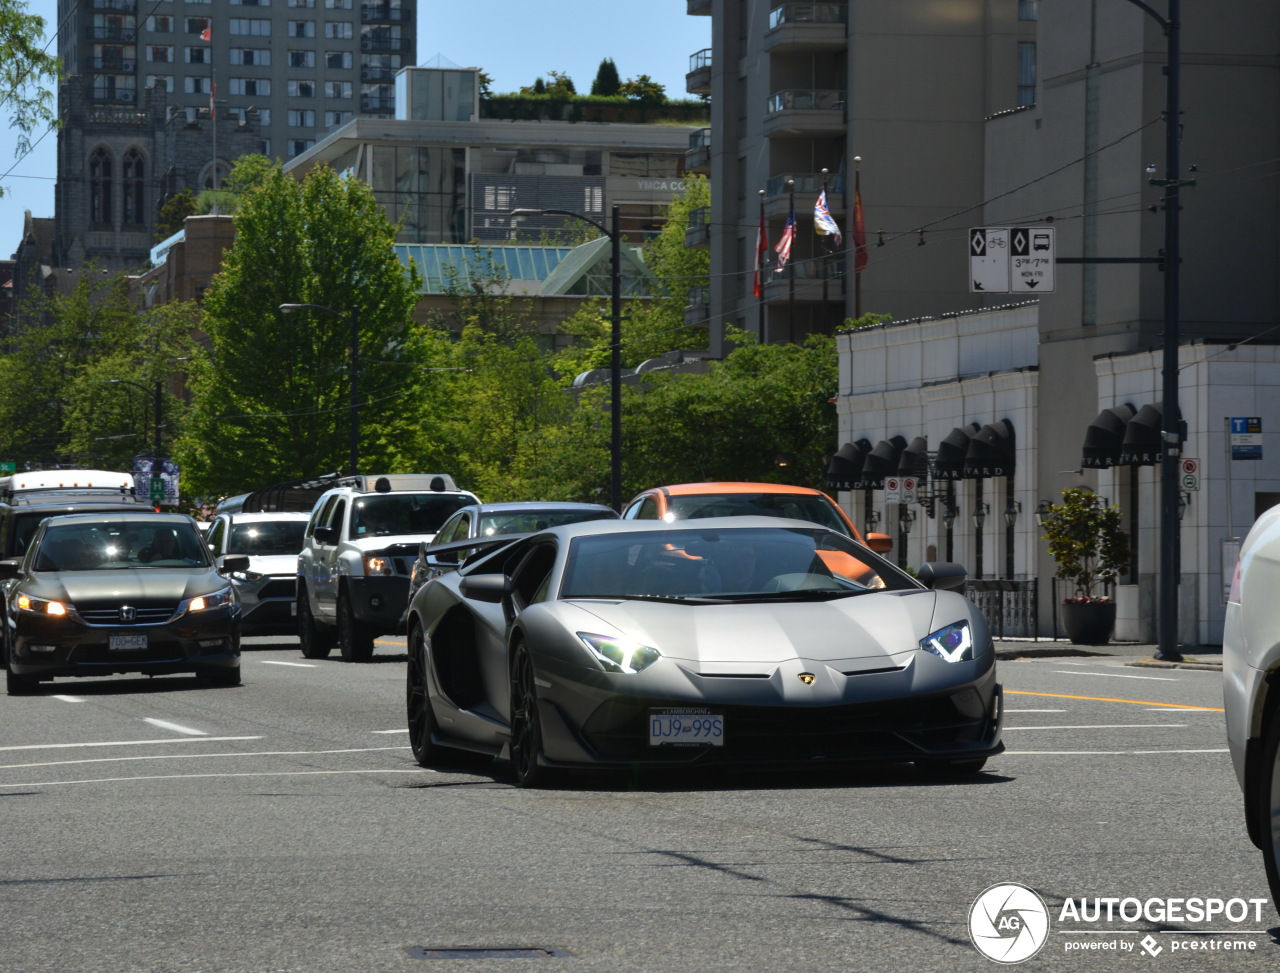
[1061,601,1116,645]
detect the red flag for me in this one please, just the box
[200,23,211,41]
[752,208,768,297]
[852,184,868,273]
[773,203,795,272]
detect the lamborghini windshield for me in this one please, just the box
[560,526,916,601]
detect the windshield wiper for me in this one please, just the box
[570,593,724,605]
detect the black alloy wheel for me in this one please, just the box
[509,642,554,787]
[337,592,375,662]
[298,588,333,659]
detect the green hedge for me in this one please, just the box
[481,94,709,125]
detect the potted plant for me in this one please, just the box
[1040,487,1132,644]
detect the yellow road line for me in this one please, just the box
[1006,689,1223,712]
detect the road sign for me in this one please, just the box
[0,462,15,474]
[1181,457,1199,491]
[902,476,918,504]
[883,476,902,503]
[149,476,166,504]
[1230,416,1262,460]
[1010,226,1055,292]
[969,227,1010,293]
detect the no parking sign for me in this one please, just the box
[1181,457,1199,491]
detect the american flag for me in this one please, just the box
[813,190,842,245]
[773,203,795,272]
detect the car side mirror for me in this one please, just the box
[0,558,22,579]
[865,532,893,554]
[313,525,336,545]
[219,554,250,574]
[460,573,514,603]
[917,561,967,591]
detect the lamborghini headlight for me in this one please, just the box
[920,620,974,663]
[17,593,70,616]
[578,632,662,674]
[186,586,234,613]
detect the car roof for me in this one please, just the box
[221,511,311,523]
[463,502,617,515]
[640,482,827,498]
[41,511,196,528]
[525,515,840,542]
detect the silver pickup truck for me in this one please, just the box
[295,474,478,661]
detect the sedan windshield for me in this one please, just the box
[229,520,308,556]
[34,521,211,571]
[666,492,850,535]
[560,526,915,601]
[351,495,473,538]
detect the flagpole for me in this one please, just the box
[820,167,830,320]
[854,156,863,320]
[757,189,766,340]
[205,18,218,216]
[787,178,795,330]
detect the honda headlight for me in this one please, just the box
[17,593,70,616]
[920,621,974,663]
[578,633,662,674]
[186,586,234,613]
[363,555,394,576]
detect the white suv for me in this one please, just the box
[296,475,478,661]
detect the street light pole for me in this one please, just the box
[510,205,623,512]
[280,302,360,476]
[108,378,163,457]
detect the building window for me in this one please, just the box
[324,110,352,127]
[89,147,113,225]
[324,80,352,99]
[324,21,352,39]
[185,46,208,64]
[231,0,271,5]
[582,185,603,214]
[184,75,211,94]
[184,17,210,34]
[146,15,172,31]
[289,50,315,68]
[287,0,315,6]
[229,18,271,35]
[258,109,271,126]
[288,79,316,97]
[324,0,352,7]
[122,148,145,225]
[287,20,315,38]
[325,50,351,69]
[1017,41,1037,107]
[230,77,271,96]
[287,109,315,127]
[230,47,271,65]
[1018,0,1038,20]
[484,186,515,211]
[146,45,172,62]
[145,74,174,91]
[289,139,315,158]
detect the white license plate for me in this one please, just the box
[109,634,148,651]
[649,709,724,746]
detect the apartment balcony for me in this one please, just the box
[360,35,410,53]
[684,206,711,249]
[90,87,139,104]
[684,285,710,327]
[685,127,711,174]
[764,171,845,218]
[685,48,711,96]
[360,96,395,113]
[361,5,412,22]
[89,0,136,10]
[360,64,395,83]
[687,0,711,14]
[91,57,136,72]
[764,3,848,53]
[88,25,136,42]
[763,89,846,137]
[761,253,846,303]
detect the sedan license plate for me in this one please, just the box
[109,633,147,651]
[649,708,724,746]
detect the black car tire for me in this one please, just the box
[914,757,987,779]
[298,588,333,659]
[337,591,375,662]
[406,625,486,769]
[510,641,556,788]
[6,667,38,696]
[1258,709,1280,905]
[199,664,241,687]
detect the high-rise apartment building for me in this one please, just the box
[53,0,416,273]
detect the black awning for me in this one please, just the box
[963,419,1016,478]
[856,435,907,490]
[1082,404,1137,469]
[825,439,872,491]
[932,424,980,481]
[897,436,930,477]
[1118,403,1163,466]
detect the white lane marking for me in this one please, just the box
[260,660,316,668]
[0,736,261,753]
[1004,709,1066,713]
[1001,749,1228,755]
[0,745,412,771]
[1003,724,1187,731]
[1051,670,1178,681]
[0,768,436,788]
[52,695,85,703]
[372,729,409,734]
[142,718,207,736]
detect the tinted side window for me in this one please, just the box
[633,497,659,520]
[329,499,347,533]
[206,517,227,553]
[512,544,557,609]
[307,495,337,537]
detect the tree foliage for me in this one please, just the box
[0,0,60,183]
[175,162,423,497]
[1041,487,1131,601]
[619,75,666,106]
[590,58,621,96]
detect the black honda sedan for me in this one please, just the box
[1,512,247,694]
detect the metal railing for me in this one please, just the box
[687,127,711,151]
[766,171,845,198]
[768,3,849,29]
[688,48,712,73]
[965,579,1038,639]
[766,89,845,113]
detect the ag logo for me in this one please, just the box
[969,883,1050,963]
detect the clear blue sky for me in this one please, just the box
[0,1,709,259]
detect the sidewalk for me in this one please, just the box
[993,638,1223,670]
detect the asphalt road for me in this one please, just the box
[0,637,1274,973]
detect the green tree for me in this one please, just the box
[0,0,60,184]
[1041,487,1131,601]
[154,187,197,241]
[619,75,666,106]
[175,163,423,497]
[590,58,621,97]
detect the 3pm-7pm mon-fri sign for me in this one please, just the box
[969,227,1056,293]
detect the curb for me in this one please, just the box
[1128,658,1223,672]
